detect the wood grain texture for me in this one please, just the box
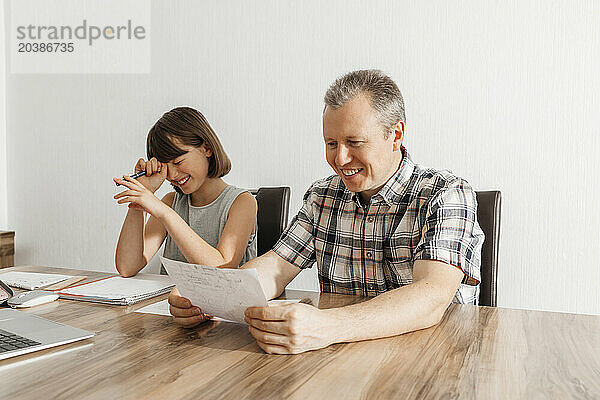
[1,266,598,400]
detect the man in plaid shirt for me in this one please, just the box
[170,70,484,354]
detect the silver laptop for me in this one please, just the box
[0,308,94,360]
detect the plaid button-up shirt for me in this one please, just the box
[273,148,484,304]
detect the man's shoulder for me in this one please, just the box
[412,164,461,187]
[408,164,473,202]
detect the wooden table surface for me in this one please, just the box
[1,265,599,400]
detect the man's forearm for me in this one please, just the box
[241,251,300,300]
[321,281,453,344]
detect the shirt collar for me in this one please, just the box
[351,146,415,207]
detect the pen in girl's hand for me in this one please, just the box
[115,170,146,186]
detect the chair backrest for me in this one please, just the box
[475,191,502,307]
[251,187,291,256]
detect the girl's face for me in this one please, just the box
[165,142,212,194]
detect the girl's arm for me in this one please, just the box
[115,192,174,277]
[114,157,170,277]
[157,192,257,268]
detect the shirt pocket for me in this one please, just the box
[383,234,414,287]
[382,259,413,287]
[383,230,414,262]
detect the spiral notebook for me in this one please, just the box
[57,274,174,305]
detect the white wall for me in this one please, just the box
[0,3,7,230]
[4,1,600,315]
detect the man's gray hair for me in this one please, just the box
[324,69,405,137]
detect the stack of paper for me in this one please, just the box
[0,271,73,290]
[58,274,174,305]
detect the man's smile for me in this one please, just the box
[340,168,363,177]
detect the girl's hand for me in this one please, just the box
[113,175,168,217]
[133,157,167,193]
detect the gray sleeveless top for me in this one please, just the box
[161,185,257,274]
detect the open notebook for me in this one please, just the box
[57,274,174,305]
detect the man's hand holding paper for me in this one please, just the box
[244,302,335,354]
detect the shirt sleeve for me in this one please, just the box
[413,179,484,285]
[272,185,317,269]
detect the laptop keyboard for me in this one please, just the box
[0,328,41,353]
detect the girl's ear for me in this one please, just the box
[202,143,213,157]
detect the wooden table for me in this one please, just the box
[1,266,599,399]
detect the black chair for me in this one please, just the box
[475,191,502,307]
[250,187,291,256]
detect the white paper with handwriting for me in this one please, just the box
[160,256,268,324]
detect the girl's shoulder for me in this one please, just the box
[232,190,257,207]
[224,185,255,204]
[228,189,257,217]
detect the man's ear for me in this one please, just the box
[392,121,405,151]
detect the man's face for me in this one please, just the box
[323,93,404,203]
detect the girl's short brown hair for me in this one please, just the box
[146,107,231,178]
